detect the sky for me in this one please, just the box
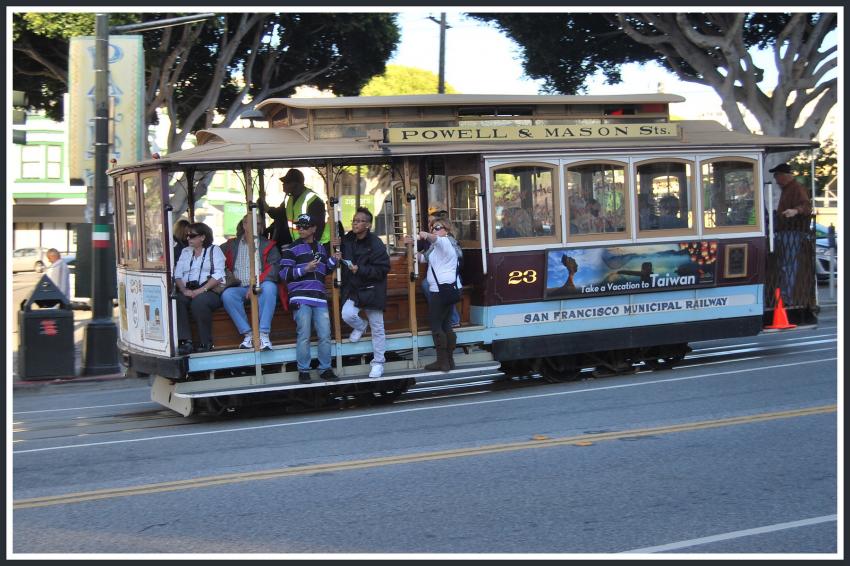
[387,9,836,130]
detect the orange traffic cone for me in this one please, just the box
[765,288,796,330]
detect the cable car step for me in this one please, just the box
[167,360,504,399]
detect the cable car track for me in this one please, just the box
[12,332,837,444]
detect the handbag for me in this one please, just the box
[208,245,240,294]
[430,264,460,305]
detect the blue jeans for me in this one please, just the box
[293,303,332,372]
[222,280,278,335]
[777,231,802,304]
[421,276,460,326]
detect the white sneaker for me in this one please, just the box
[239,334,253,349]
[349,327,364,343]
[260,333,272,351]
[369,363,384,378]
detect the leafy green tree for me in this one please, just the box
[360,64,458,95]
[789,137,837,198]
[13,12,400,154]
[470,13,837,168]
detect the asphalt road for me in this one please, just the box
[10,308,839,556]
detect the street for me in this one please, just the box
[10,305,839,556]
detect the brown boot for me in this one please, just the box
[445,329,457,370]
[425,332,450,372]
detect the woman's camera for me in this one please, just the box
[185,281,201,290]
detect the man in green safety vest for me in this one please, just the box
[261,168,330,251]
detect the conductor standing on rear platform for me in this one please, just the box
[261,168,330,251]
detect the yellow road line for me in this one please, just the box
[14,405,836,510]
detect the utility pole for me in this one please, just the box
[427,13,451,94]
[82,13,216,376]
[82,13,119,375]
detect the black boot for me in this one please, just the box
[425,332,450,372]
[445,329,457,370]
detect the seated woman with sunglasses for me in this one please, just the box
[173,222,226,354]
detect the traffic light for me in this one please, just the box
[13,90,28,145]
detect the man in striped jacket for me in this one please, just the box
[279,213,342,384]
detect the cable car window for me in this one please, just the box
[636,160,694,233]
[565,162,627,238]
[334,162,395,246]
[449,176,480,246]
[142,173,165,268]
[121,175,139,264]
[701,159,758,229]
[492,164,558,246]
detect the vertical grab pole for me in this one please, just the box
[404,158,420,367]
[326,161,344,375]
[765,181,775,253]
[477,188,488,275]
[242,165,262,380]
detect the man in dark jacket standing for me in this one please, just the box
[334,207,390,378]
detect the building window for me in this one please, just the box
[491,164,559,246]
[636,160,694,233]
[19,144,62,180]
[701,159,758,230]
[565,161,628,239]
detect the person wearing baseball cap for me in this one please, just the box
[279,213,342,383]
[769,162,812,304]
[259,168,329,250]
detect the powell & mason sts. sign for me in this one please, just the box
[385,123,679,144]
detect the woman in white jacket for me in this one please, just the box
[411,220,462,372]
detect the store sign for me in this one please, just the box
[386,123,679,144]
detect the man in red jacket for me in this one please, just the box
[220,214,282,350]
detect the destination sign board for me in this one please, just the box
[386,123,679,144]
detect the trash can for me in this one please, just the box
[18,275,75,379]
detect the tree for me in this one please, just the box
[13,12,400,154]
[470,13,837,166]
[789,137,837,199]
[360,64,459,95]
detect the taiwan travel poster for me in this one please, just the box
[545,241,718,299]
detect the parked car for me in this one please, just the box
[814,223,838,283]
[12,247,48,273]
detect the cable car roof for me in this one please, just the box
[110,118,816,174]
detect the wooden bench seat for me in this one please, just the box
[188,253,471,350]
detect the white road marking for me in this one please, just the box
[13,356,838,454]
[622,514,837,553]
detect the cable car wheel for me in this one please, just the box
[354,378,413,405]
[536,355,581,383]
[642,343,690,370]
[199,396,237,417]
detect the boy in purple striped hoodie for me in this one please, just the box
[279,213,342,383]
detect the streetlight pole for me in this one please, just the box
[427,13,451,94]
[82,13,119,375]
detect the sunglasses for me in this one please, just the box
[186,233,201,239]
[431,225,445,232]
[296,224,313,229]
